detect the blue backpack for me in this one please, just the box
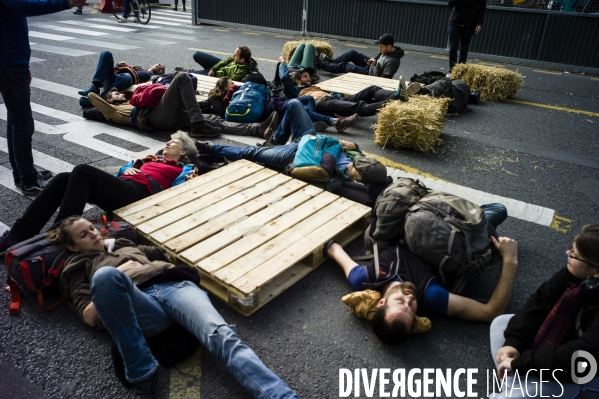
[290,134,342,184]
[225,81,271,123]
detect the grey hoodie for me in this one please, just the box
[369,46,405,78]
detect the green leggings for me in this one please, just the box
[288,43,317,71]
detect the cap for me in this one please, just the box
[353,157,387,183]
[374,34,395,46]
[296,67,314,77]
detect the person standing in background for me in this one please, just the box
[0,0,86,196]
[447,0,486,72]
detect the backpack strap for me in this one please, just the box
[5,251,21,315]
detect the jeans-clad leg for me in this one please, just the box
[90,267,171,383]
[272,98,318,144]
[298,96,333,125]
[91,52,133,96]
[154,281,298,399]
[458,26,476,64]
[448,25,476,70]
[331,50,370,66]
[0,66,38,187]
[192,51,222,74]
[211,143,299,172]
[319,50,370,74]
[481,203,508,229]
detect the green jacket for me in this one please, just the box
[211,57,258,81]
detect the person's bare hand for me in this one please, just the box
[68,0,85,8]
[475,25,482,34]
[496,346,520,364]
[123,168,140,176]
[497,357,515,378]
[208,70,215,77]
[492,236,518,264]
[366,58,376,66]
[339,140,357,151]
[279,56,286,63]
[117,260,144,273]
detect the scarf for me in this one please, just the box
[532,284,582,349]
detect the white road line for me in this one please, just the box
[28,23,109,36]
[30,57,45,63]
[31,78,80,98]
[148,20,183,26]
[84,18,161,29]
[150,15,191,23]
[65,38,140,51]
[386,169,554,226]
[29,31,73,41]
[0,221,8,234]
[30,43,95,57]
[16,77,557,227]
[59,20,138,32]
[31,103,84,123]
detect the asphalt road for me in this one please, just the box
[1,6,598,399]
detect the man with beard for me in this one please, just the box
[324,204,520,345]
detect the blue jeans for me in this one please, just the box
[91,267,297,398]
[319,50,371,75]
[489,315,599,398]
[481,203,507,229]
[92,51,133,97]
[448,24,476,70]
[297,96,332,125]
[0,65,38,186]
[191,51,222,74]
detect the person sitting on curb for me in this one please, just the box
[191,46,258,81]
[488,224,599,398]
[277,64,409,118]
[316,34,405,79]
[195,98,388,191]
[78,51,165,101]
[82,72,278,140]
[325,204,519,345]
[0,133,198,253]
[52,216,299,399]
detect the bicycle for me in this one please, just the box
[112,0,151,25]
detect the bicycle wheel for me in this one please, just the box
[112,0,125,19]
[135,0,151,24]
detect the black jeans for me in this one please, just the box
[10,164,149,239]
[315,85,394,117]
[448,24,476,70]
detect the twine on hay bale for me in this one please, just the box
[450,63,523,102]
[282,40,334,62]
[374,96,449,153]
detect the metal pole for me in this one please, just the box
[192,0,197,25]
[302,0,308,36]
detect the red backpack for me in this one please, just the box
[4,217,138,315]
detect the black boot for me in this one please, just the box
[135,371,158,399]
[469,89,481,104]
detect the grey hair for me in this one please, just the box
[171,131,197,164]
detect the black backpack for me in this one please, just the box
[410,71,446,85]
[5,218,138,315]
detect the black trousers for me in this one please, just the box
[315,85,394,117]
[11,164,149,239]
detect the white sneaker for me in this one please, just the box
[118,18,128,23]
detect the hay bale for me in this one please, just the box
[450,63,523,102]
[281,40,334,62]
[374,96,449,153]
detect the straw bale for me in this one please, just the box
[373,96,449,153]
[282,40,334,62]
[450,63,523,102]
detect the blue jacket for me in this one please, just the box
[0,0,69,68]
[278,62,300,100]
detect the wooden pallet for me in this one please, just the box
[113,160,371,315]
[315,72,398,97]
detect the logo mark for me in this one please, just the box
[571,350,597,384]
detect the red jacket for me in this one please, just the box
[129,84,168,109]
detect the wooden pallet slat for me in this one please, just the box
[164,179,309,253]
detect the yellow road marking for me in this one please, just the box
[533,69,562,75]
[479,62,505,67]
[550,215,573,233]
[363,152,450,182]
[188,48,277,63]
[591,78,599,81]
[214,29,229,32]
[347,44,368,48]
[91,3,98,13]
[243,32,261,35]
[430,55,448,60]
[505,99,599,117]
[275,35,294,39]
[169,348,201,398]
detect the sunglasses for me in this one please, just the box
[567,248,595,266]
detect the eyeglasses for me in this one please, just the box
[567,248,594,265]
